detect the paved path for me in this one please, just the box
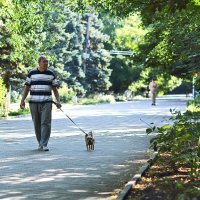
[0,97,188,200]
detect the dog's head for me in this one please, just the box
[85,131,94,144]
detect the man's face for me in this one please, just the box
[39,59,48,71]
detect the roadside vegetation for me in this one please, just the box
[126,97,200,199]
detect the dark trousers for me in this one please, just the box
[29,103,52,147]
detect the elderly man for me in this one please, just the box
[20,56,61,151]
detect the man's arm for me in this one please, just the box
[52,87,62,108]
[149,82,152,90]
[20,85,30,109]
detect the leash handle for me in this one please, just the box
[52,101,87,135]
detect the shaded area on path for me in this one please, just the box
[0,98,187,200]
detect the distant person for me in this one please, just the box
[149,78,158,105]
[124,89,132,101]
[20,56,62,151]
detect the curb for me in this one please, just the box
[117,151,158,200]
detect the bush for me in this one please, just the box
[8,108,30,116]
[79,95,115,105]
[147,109,200,179]
[187,96,200,112]
[0,79,7,116]
[0,78,6,106]
[58,84,76,103]
[11,90,21,103]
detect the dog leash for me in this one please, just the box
[52,101,87,135]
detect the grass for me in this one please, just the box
[75,95,116,105]
[0,107,30,117]
[8,108,30,116]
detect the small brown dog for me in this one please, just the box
[85,131,95,151]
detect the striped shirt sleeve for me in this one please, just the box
[52,78,59,87]
[25,71,32,86]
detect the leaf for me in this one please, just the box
[146,128,152,134]
[161,124,171,130]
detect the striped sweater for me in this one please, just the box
[25,68,58,103]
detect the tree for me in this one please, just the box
[105,15,147,93]
[74,0,190,19]
[0,78,6,107]
[74,0,200,79]
[50,4,112,96]
[83,13,112,95]
[138,2,200,78]
[0,0,55,91]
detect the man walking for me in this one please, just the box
[149,78,158,106]
[20,56,61,151]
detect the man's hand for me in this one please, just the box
[56,102,62,109]
[20,101,25,109]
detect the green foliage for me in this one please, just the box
[105,13,183,95]
[58,83,76,103]
[78,0,191,21]
[129,67,182,96]
[187,96,200,112]
[114,15,147,51]
[0,1,112,101]
[141,5,200,77]
[108,14,147,93]
[8,108,30,116]
[193,74,200,93]
[0,107,30,117]
[176,179,200,198]
[0,0,70,96]
[0,78,6,106]
[78,94,115,105]
[48,4,112,96]
[147,109,200,179]
[11,90,21,103]
[79,1,200,81]
[0,0,44,88]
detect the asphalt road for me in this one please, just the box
[0,97,188,200]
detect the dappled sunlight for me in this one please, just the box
[106,129,147,133]
[126,159,148,164]
[112,164,129,169]
[2,139,22,144]
[0,100,187,199]
[106,171,120,175]
[0,168,102,185]
[0,133,33,139]
[67,189,88,193]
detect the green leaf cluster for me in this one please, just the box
[0,0,112,98]
[0,78,6,106]
[80,0,200,84]
[0,0,57,90]
[48,4,112,96]
[148,109,200,179]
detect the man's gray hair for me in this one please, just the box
[38,55,48,63]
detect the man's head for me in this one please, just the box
[38,56,48,72]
